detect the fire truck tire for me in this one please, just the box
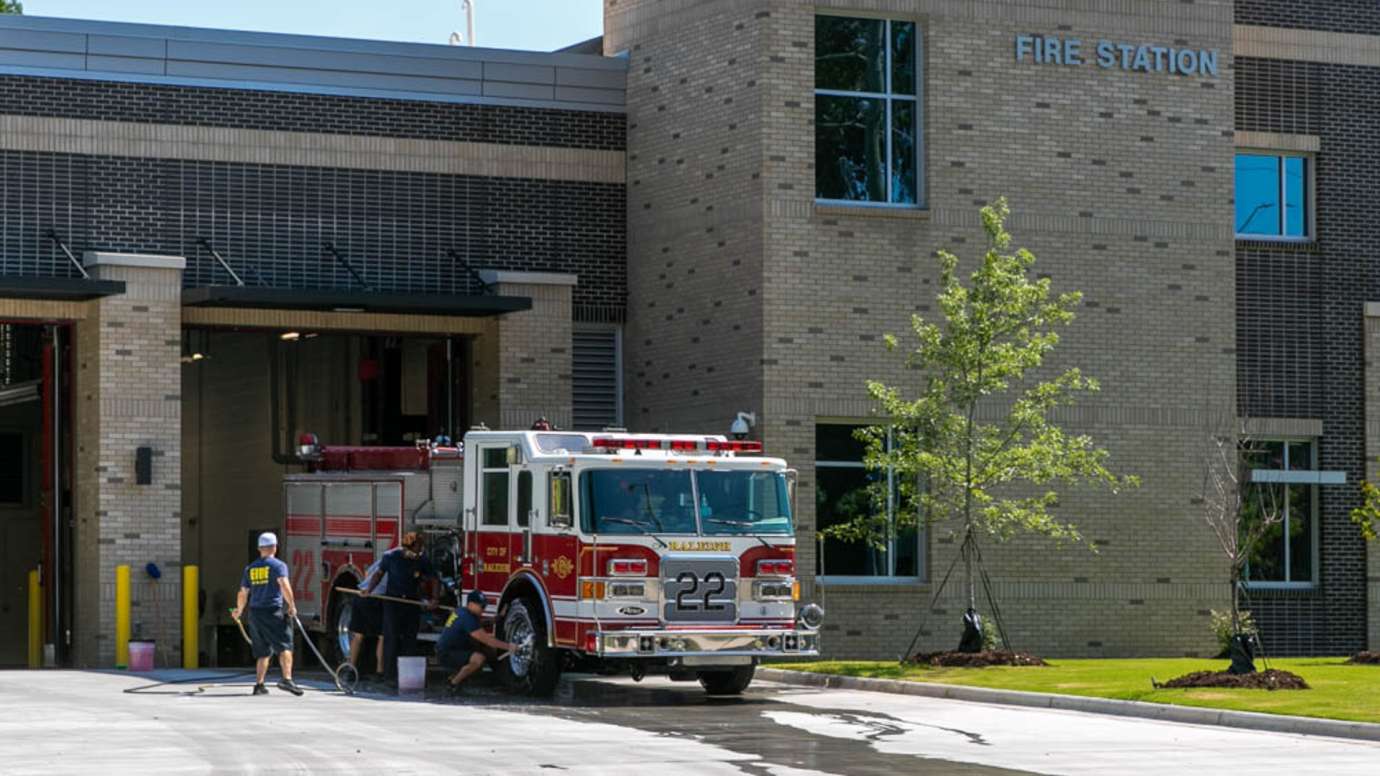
[698,665,755,695]
[500,598,560,697]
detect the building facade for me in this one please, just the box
[2,2,1379,666]
[0,16,626,666]
[607,0,1376,659]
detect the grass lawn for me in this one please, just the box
[770,658,1380,724]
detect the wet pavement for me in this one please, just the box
[2,668,1379,775]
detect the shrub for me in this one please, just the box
[1210,609,1258,657]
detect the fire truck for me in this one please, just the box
[283,428,823,696]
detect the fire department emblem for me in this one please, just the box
[553,555,574,579]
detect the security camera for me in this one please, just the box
[729,411,756,441]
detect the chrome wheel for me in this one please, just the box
[505,600,537,678]
[335,598,354,661]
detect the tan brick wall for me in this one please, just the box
[611,0,1238,657]
[73,259,184,667]
[473,280,575,431]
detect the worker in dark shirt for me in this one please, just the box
[362,532,438,685]
[232,532,304,696]
[437,590,515,691]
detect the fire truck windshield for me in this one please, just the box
[580,469,793,536]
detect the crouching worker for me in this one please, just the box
[233,531,304,697]
[437,590,514,691]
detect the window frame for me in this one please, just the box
[814,423,925,584]
[814,13,924,210]
[1234,149,1315,243]
[1242,438,1321,590]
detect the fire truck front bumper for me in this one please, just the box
[592,628,820,660]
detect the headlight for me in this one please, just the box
[798,603,825,630]
[754,581,794,600]
[607,582,646,598]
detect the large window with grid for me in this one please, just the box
[1243,440,1320,586]
[815,15,921,207]
[814,423,921,579]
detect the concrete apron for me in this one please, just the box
[758,668,1380,743]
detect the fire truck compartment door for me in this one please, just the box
[284,483,324,623]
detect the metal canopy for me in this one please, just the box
[182,286,531,317]
[0,276,127,301]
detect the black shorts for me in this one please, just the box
[247,607,294,659]
[436,644,475,671]
[349,596,382,637]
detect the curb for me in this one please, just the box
[757,668,1380,743]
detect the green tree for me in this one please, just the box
[0,2,22,14]
[1350,478,1380,542]
[827,198,1137,650]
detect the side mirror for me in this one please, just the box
[550,473,573,529]
[785,469,798,518]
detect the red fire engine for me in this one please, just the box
[284,428,823,696]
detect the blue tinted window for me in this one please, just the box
[1235,152,1310,239]
[1284,156,1307,237]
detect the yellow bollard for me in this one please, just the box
[115,564,130,669]
[27,570,41,669]
[182,565,198,669]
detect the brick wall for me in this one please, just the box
[1235,54,1372,654]
[612,0,1240,658]
[73,257,184,667]
[0,151,626,316]
[1236,1,1380,35]
[0,75,624,150]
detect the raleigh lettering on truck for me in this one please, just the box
[283,427,824,697]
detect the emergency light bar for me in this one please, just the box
[591,436,763,454]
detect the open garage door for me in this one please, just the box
[0,323,71,667]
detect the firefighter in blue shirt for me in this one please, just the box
[233,532,304,696]
[362,532,439,686]
[437,590,515,691]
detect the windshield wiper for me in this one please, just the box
[704,518,772,548]
[599,516,669,548]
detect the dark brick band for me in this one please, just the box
[0,74,625,151]
[0,151,626,311]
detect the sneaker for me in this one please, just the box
[277,679,304,697]
[252,683,269,696]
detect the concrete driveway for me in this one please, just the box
[1,669,1376,775]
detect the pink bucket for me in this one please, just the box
[128,641,155,671]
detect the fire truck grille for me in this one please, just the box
[661,557,738,623]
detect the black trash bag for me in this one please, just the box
[958,608,985,653]
[1227,633,1257,675]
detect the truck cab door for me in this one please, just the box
[474,444,514,598]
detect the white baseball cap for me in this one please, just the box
[257,532,278,548]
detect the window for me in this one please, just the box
[481,447,510,527]
[517,470,532,528]
[580,469,698,535]
[0,432,21,504]
[815,15,920,206]
[815,424,921,579]
[1235,152,1310,239]
[1243,440,1317,586]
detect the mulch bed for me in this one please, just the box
[1153,669,1309,691]
[1347,651,1380,665]
[908,650,1048,667]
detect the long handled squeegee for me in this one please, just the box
[334,586,457,612]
